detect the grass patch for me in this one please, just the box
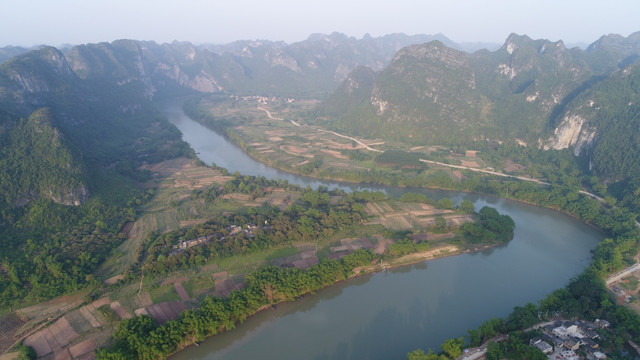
[149,284,180,303]
[214,245,308,275]
[183,276,215,298]
[265,246,299,262]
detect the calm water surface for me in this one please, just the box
[163,102,602,360]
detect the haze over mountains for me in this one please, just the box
[1,31,639,305]
[1,30,640,209]
[317,32,640,183]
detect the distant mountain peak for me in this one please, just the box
[306,33,329,41]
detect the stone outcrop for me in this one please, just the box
[545,114,597,155]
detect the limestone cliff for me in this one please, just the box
[545,113,597,155]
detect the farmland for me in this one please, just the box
[2,148,499,359]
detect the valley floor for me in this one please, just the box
[2,155,497,359]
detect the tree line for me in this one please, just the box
[97,250,375,359]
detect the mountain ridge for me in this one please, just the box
[315,31,639,150]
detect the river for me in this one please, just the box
[163,102,602,360]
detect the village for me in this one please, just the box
[171,223,267,254]
[529,319,610,360]
[460,319,612,360]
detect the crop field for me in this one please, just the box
[0,314,25,354]
[183,276,216,300]
[8,98,494,358]
[365,200,465,231]
[96,157,231,279]
[15,291,89,341]
[149,284,180,304]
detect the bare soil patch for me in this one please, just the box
[64,309,93,334]
[365,202,384,216]
[221,193,250,202]
[109,301,132,320]
[323,140,356,150]
[91,298,110,308]
[320,149,348,159]
[451,170,464,181]
[174,283,190,301]
[78,306,101,329]
[372,237,393,254]
[391,245,459,265]
[265,130,286,136]
[49,317,78,347]
[138,292,153,307]
[17,292,87,322]
[0,314,26,353]
[0,353,19,360]
[69,339,96,359]
[103,275,124,285]
[134,308,149,317]
[23,332,51,357]
[120,222,134,235]
[280,145,313,158]
[503,159,526,173]
[23,317,78,358]
[445,214,474,226]
[460,160,479,168]
[213,276,242,298]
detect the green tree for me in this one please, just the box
[458,200,475,214]
[436,198,454,210]
[441,337,464,359]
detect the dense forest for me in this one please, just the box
[0,47,194,307]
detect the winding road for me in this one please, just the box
[257,106,617,210]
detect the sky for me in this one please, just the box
[1,0,639,47]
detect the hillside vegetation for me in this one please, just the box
[313,33,640,192]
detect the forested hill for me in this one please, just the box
[0,46,193,306]
[60,33,459,99]
[0,108,88,207]
[0,32,462,306]
[0,30,639,306]
[313,32,640,184]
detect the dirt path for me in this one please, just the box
[258,106,301,127]
[318,130,383,152]
[419,159,550,185]
[258,106,383,149]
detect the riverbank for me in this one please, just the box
[157,100,605,360]
[165,241,504,359]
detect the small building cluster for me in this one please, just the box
[171,223,266,254]
[174,235,213,250]
[530,319,610,360]
[231,94,295,104]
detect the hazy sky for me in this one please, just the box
[2,0,638,47]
